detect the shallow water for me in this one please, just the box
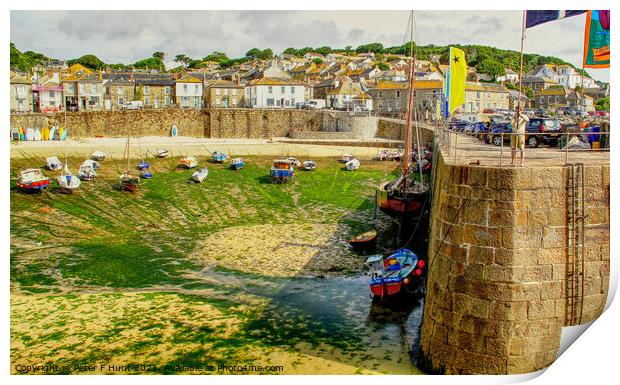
[199,269,425,374]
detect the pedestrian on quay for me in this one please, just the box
[511,108,529,167]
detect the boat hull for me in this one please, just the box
[17,179,50,192]
[377,183,426,217]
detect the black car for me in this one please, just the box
[485,123,513,145]
[525,118,562,147]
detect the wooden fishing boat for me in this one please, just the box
[302,160,317,171]
[340,154,354,163]
[191,167,209,183]
[286,157,301,168]
[46,156,63,171]
[78,164,97,181]
[91,151,106,161]
[155,148,169,158]
[349,230,377,249]
[366,248,426,301]
[57,165,81,193]
[346,158,360,171]
[230,158,245,170]
[270,159,294,184]
[17,168,51,192]
[212,151,228,163]
[180,156,198,169]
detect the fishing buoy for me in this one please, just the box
[34,128,42,141]
[171,125,178,137]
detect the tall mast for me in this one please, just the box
[516,11,526,127]
[403,10,415,175]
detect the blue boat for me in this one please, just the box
[270,159,294,183]
[140,170,153,179]
[212,151,228,163]
[366,248,426,301]
[230,158,245,170]
[137,160,150,170]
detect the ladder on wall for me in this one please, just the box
[566,162,586,326]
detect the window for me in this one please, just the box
[276,99,281,106]
[183,84,188,92]
[164,86,170,95]
[232,89,237,96]
[50,100,55,107]
[216,89,221,96]
[476,91,481,99]
[195,84,199,93]
[268,86,273,94]
[378,91,383,98]
[291,87,295,94]
[118,97,124,105]
[49,91,54,98]
[79,84,85,94]
[396,90,401,98]
[281,87,285,93]
[144,97,150,105]
[266,98,274,106]
[144,86,150,94]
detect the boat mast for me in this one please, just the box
[403,10,415,175]
[515,11,526,130]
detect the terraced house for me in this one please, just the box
[204,80,244,108]
[10,71,32,113]
[62,64,104,111]
[244,77,306,108]
[462,82,509,113]
[134,74,174,109]
[33,72,64,113]
[175,74,203,109]
[104,75,135,110]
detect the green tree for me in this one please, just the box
[152,51,165,60]
[134,85,143,101]
[476,58,506,81]
[67,54,106,70]
[595,97,610,111]
[315,46,331,55]
[377,62,390,71]
[355,42,384,53]
[133,57,165,71]
[283,47,297,56]
[312,58,324,65]
[344,45,354,55]
[203,51,229,64]
[245,48,262,59]
[174,54,192,69]
[523,87,535,100]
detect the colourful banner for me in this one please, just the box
[448,47,466,114]
[583,10,610,68]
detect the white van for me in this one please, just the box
[123,101,143,110]
[306,99,326,110]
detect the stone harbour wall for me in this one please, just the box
[207,108,323,138]
[419,154,610,374]
[376,118,435,146]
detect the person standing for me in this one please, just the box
[511,108,529,166]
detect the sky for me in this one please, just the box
[10,10,609,82]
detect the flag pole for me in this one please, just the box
[516,10,526,124]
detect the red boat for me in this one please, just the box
[17,169,51,192]
[366,248,426,301]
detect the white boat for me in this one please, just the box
[286,157,301,168]
[25,128,35,141]
[34,128,42,141]
[180,156,198,169]
[119,173,140,191]
[57,165,81,192]
[91,151,106,161]
[78,164,97,181]
[346,158,360,171]
[46,156,63,171]
[82,159,100,171]
[16,168,51,192]
[155,148,169,158]
[302,160,317,171]
[191,167,209,183]
[341,154,354,163]
[11,128,20,140]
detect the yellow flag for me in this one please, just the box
[448,47,467,114]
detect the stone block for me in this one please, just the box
[488,209,513,227]
[461,202,488,226]
[527,300,556,320]
[583,165,602,187]
[514,210,529,227]
[536,248,565,265]
[462,224,501,248]
[547,209,566,226]
[484,264,524,283]
[467,166,488,187]
[528,210,549,227]
[542,227,565,248]
[494,248,533,266]
[485,337,509,356]
[522,265,553,282]
[588,206,609,225]
[489,301,528,321]
[469,246,495,264]
[540,281,563,300]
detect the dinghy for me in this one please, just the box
[366,248,426,301]
[120,173,140,191]
[140,170,153,179]
[19,127,25,141]
[155,149,169,158]
[25,128,35,141]
[78,164,97,181]
[91,151,106,161]
[137,159,150,170]
[286,158,301,168]
[171,125,178,137]
[82,159,100,171]
[59,127,67,141]
[349,230,377,250]
[270,159,294,184]
[34,128,42,141]
[57,165,81,193]
[212,151,228,163]
[346,158,360,171]
[46,156,63,171]
[230,158,245,170]
[180,156,198,169]
[191,167,209,183]
[302,160,317,171]
[11,128,20,141]
[340,154,354,163]
[49,127,58,140]
[17,168,51,192]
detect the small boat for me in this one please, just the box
[349,230,377,250]
[137,159,150,170]
[180,156,198,169]
[17,168,51,192]
[49,127,58,141]
[270,159,294,184]
[286,157,301,168]
[171,125,178,137]
[34,128,42,141]
[82,159,100,171]
[377,149,404,161]
[346,158,360,171]
[78,164,97,181]
[212,151,228,163]
[302,160,317,171]
[191,167,209,183]
[11,128,20,141]
[59,127,68,141]
[120,173,140,192]
[140,170,153,179]
[366,248,426,301]
[91,151,106,161]
[57,166,81,193]
[230,158,245,170]
[340,154,354,163]
[45,156,63,171]
[155,149,169,158]
[25,128,35,141]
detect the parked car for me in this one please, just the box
[306,99,326,109]
[123,101,143,110]
[485,123,513,145]
[524,108,536,117]
[449,118,469,131]
[525,118,562,147]
[534,108,545,117]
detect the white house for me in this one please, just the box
[244,78,306,108]
[527,64,558,83]
[496,68,519,83]
[554,64,599,90]
[175,74,203,109]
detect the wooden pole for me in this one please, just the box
[403,10,415,175]
[515,11,526,128]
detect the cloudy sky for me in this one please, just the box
[10,10,609,82]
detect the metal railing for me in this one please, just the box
[436,125,610,166]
